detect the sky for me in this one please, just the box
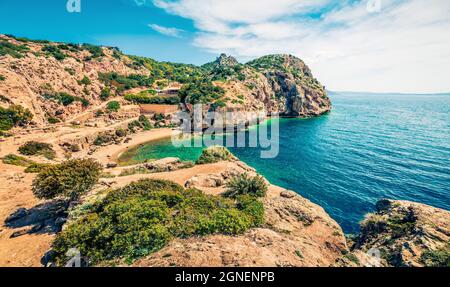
[1,0,449,93]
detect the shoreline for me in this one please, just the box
[95,128,178,164]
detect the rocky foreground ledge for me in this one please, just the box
[118,159,448,267]
[1,149,449,267]
[339,199,450,267]
[130,160,348,267]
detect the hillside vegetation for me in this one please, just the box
[0,34,330,134]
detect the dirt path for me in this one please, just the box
[0,163,53,267]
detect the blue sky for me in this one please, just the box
[0,0,214,63]
[1,0,450,93]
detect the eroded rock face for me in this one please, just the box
[191,53,331,126]
[348,199,450,267]
[132,161,348,267]
[247,54,331,117]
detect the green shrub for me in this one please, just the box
[99,73,153,92]
[106,101,120,112]
[65,67,76,76]
[0,40,30,58]
[81,44,105,59]
[128,120,141,132]
[24,162,52,173]
[94,134,114,146]
[179,80,225,104]
[196,146,235,164]
[0,75,5,81]
[224,174,268,198]
[100,87,110,101]
[212,208,253,234]
[138,115,153,130]
[47,117,61,124]
[124,90,179,105]
[420,248,450,267]
[343,253,361,265]
[42,45,66,60]
[127,116,153,132]
[18,141,56,159]
[42,92,90,107]
[1,154,34,167]
[32,158,102,201]
[0,105,33,131]
[51,179,264,265]
[235,194,265,226]
[1,154,50,173]
[78,76,91,86]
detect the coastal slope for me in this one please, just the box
[1,35,448,268]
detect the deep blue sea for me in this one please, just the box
[125,92,450,233]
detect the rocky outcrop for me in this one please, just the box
[345,199,450,267]
[201,54,331,119]
[247,54,331,117]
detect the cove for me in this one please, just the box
[120,92,450,233]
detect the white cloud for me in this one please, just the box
[148,24,184,37]
[152,0,450,93]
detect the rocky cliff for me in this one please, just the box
[202,53,331,118]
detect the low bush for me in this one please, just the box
[0,105,33,131]
[24,162,52,173]
[138,115,153,130]
[78,76,91,86]
[99,88,110,101]
[99,73,153,93]
[94,134,114,146]
[42,45,66,61]
[51,179,264,265]
[124,90,179,105]
[42,92,90,107]
[196,146,235,164]
[0,75,5,81]
[128,116,153,132]
[47,117,61,124]
[1,154,34,167]
[18,141,56,159]
[0,40,30,58]
[106,101,120,112]
[420,247,450,267]
[64,67,75,76]
[179,80,225,104]
[32,158,102,201]
[81,44,105,59]
[224,174,268,198]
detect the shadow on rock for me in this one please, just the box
[4,199,69,238]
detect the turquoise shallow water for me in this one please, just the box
[124,92,450,233]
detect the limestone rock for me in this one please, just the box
[349,199,450,267]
